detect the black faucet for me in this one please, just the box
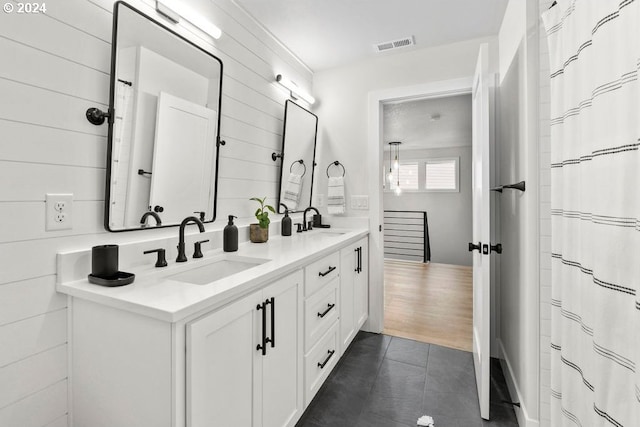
[140,211,162,227]
[177,216,205,262]
[303,207,320,231]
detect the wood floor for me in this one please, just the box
[383,259,473,352]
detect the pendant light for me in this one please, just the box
[388,142,402,195]
[387,145,394,184]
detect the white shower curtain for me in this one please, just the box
[542,1,640,426]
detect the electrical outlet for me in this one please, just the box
[46,193,73,231]
[351,195,369,210]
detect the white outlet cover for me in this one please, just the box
[46,193,73,231]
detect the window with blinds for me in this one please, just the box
[425,158,459,191]
[389,163,419,190]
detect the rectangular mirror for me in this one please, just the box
[105,1,223,231]
[276,100,318,213]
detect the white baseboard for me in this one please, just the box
[498,339,539,427]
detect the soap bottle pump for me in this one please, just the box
[224,215,238,252]
[281,207,292,236]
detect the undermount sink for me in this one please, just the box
[169,256,270,285]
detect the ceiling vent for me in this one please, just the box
[375,36,415,53]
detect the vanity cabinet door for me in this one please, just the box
[339,245,356,349]
[260,271,303,427]
[339,237,369,350]
[354,238,369,328]
[187,290,263,427]
[187,270,303,427]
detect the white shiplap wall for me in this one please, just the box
[0,0,311,425]
[538,0,552,426]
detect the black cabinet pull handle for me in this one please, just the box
[317,349,336,369]
[317,303,335,318]
[319,266,336,277]
[358,246,362,273]
[265,297,275,348]
[354,247,360,273]
[256,302,267,356]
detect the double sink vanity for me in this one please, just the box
[62,2,365,425]
[57,226,369,427]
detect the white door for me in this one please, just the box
[149,91,217,224]
[471,43,492,420]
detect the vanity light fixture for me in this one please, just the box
[276,74,315,105]
[156,0,222,40]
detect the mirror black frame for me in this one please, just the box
[104,1,224,232]
[276,100,318,214]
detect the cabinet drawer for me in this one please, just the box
[304,321,339,406]
[304,251,340,297]
[304,277,339,352]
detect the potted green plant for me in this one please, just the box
[249,196,275,243]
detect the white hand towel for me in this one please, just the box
[282,172,302,210]
[327,176,345,214]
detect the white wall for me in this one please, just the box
[0,0,310,425]
[383,146,472,266]
[311,37,498,215]
[496,0,541,426]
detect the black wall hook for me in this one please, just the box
[85,107,111,126]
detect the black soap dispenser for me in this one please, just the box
[224,215,238,252]
[281,208,292,236]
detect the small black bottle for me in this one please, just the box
[223,215,238,252]
[281,208,292,236]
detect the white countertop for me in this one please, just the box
[57,228,368,323]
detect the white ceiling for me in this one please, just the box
[234,0,508,71]
[383,94,472,151]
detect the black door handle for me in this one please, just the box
[256,302,267,356]
[468,242,482,252]
[491,243,503,254]
[319,266,336,277]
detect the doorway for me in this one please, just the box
[380,94,474,351]
[365,77,473,337]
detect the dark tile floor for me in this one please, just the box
[296,332,518,427]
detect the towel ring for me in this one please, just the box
[290,159,306,177]
[326,161,345,178]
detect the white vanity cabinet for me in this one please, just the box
[61,229,370,427]
[187,270,303,427]
[339,237,369,350]
[69,271,303,427]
